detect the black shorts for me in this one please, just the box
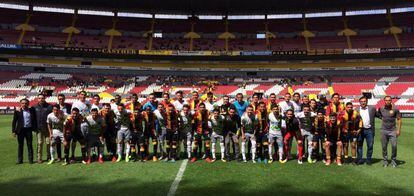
[131,131,145,145]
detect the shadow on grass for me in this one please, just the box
[0,177,171,196]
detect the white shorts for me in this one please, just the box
[51,129,64,144]
[211,132,225,143]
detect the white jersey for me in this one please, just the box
[279,101,294,116]
[204,101,216,112]
[46,112,66,131]
[91,103,102,112]
[173,99,186,112]
[268,112,282,135]
[72,100,91,117]
[292,101,302,114]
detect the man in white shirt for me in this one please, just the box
[355,96,377,165]
[204,92,216,112]
[72,91,91,117]
[279,93,294,116]
[90,94,102,112]
[173,91,185,112]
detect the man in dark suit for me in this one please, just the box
[355,96,377,165]
[12,98,37,164]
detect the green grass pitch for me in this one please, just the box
[0,115,413,196]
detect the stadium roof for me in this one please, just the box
[5,0,414,15]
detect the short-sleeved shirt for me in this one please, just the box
[209,115,225,135]
[47,113,65,131]
[296,111,316,132]
[268,112,282,135]
[179,113,193,134]
[378,106,400,131]
[241,114,258,134]
[86,116,105,135]
[233,101,249,117]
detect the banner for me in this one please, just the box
[240,51,272,56]
[210,51,241,56]
[101,48,137,55]
[381,47,414,53]
[138,50,173,55]
[0,44,21,49]
[172,51,211,56]
[273,50,307,55]
[344,48,380,54]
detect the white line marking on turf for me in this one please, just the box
[167,159,188,196]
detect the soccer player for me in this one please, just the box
[191,103,212,163]
[115,103,132,162]
[209,108,226,162]
[165,104,180,162]
[324,113,343,166]
[130,106,146,162]
[314,110,327,163]
[85,108,106,164]
[111,94,122,112]
[220,95,232,113]
[241,105,258,163]
[204,91,216,112]
[178,104,193,159]
[91,94,102,112]
[250,94,260,111]
[142,93,158,112]
[279,93,294,116]
[154,103,168,160]
[292,93,302,114]
[266,93,278,113]
[378,96,402,168]
[143,105,159,161]
[34,93,53,163]
[72,91,91,117]
[296,105,317,163]
[309,99,318,113]
[233,93,249,117]
[47,105,66,164]
[340,102,362,164]
[268,105,285,163]
[256,102,269,163]
[100,103,117,162]
[125,93,142,113]
[57,94,72,115]
[325,93,344,117]
[188,91,201,112]
[224,106,241,162]
[63,108,87,165]
[161,92,173,109]
[173,91,186,112]
[282,109,303,164]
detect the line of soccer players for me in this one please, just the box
[12,90,402,167]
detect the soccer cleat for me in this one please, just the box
[82,160,87,164]
[163,158,170,162]
[152,156,158,162]
[336,158,342,166]
[322,159,326,164]
[243,159,247,163]
[116,156,122,163]
[391,160,398,168]
[325,159,331,166]
[202,154,206,159]
[125,155,130,162]
[70,158,76,164]
[86,158,91,165]
[269,159,274,164]
[205,157,213,163]
[211,158,216,163]
[221,158,227,163]
[170,159,176,163]
[47,159,55,165]
[307,157,313,164]
[111,156,117,163]
[312,159,317,163]
[190,157,197,163]
[298,159,303,165]
[263,159,268,164]
[98,157,104,164]
[62,161,69,166]
[279,159,287,164]
[256,158,261,163]
[252,159,257,164]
